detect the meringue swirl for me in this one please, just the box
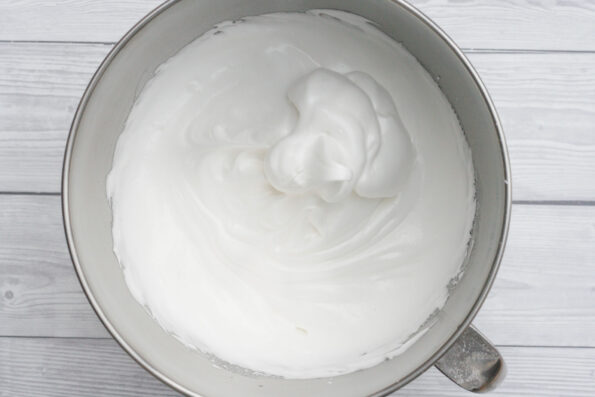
[107,10,475,379]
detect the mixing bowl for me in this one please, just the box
[62,0,511,395]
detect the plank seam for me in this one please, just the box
[2,193,594,207]
[513,200,595,206]
[0,39,113,46]
[0,335,594,350]
[1,40,594,55]
[0,192,61,196]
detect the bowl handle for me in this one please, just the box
[434,325,506,392]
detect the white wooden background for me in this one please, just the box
[1,0,594,395]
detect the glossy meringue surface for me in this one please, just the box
[107,10,476,379]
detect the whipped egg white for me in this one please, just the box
[107,10,476,379]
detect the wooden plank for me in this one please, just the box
[475,52,595,202]
[402,346,595,396]
[1,0,595,51]
[473,203,595,347]
[0,43,111,193]
[1,338,594,396]
[0,195,110,338]
[410,0,595,52]
[0,337,179,397]
[0,0,162,43]
[1,42,594,200]
[1,195,594,346]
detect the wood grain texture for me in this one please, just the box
[1,195,594,347]
[473,203,595,347]
[1,0,595,51]
[0,43,111,193]
[1,338,594,396]
[1,43,594,200]
[476,52,595,202]
[0,195,110,338]
[0,0,162,43]
[0,337,179,397]
[410,0,595,52]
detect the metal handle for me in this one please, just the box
[434,326,506,393]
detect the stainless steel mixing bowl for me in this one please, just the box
[63,0,511,395]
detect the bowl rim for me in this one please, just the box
[62,0,512,396]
